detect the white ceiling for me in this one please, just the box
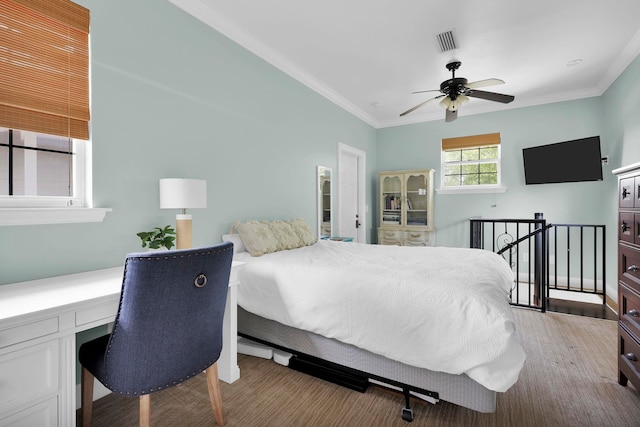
[169,0,640,128]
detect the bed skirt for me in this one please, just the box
[237,306,497,413]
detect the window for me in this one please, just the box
[0,128,86,207]
[439,132,506,194]
[443,145,500,186]
[0,1,107,224]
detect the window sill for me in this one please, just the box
[436,186,507,195]
[0,207,112,226]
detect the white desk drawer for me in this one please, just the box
[76,300,119,327]
[0,340,58,413]
[0,318,58,349]
[0,396,57,427]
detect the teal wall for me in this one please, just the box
[376,54,640,302]
[376,98,608,247]
[1,0,640,305]
[0,0,376,285]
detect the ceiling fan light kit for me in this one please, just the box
[401,61,515,122]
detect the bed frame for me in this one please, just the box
[238,307,497,421]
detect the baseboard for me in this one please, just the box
[75,380,111,410]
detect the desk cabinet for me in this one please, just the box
[615,162,640,391]
[0,262,243,426]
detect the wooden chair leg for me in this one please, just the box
[81,367,94,427]
[206,363,225,425]
[139,394,151,427]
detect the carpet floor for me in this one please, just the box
[84,308,640,426]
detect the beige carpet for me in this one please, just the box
[84,309,640,426]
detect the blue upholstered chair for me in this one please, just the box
[79,243,234,427]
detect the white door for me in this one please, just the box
[337,143,366,243]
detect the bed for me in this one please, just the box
[224,219,525,421]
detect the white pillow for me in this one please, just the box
[222,233,246,254]
[231,219,317,257]
[237,221,279,256]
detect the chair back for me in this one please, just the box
[103,243,233,395]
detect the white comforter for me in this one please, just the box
[236,240,525,392]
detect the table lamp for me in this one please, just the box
[159,178,207,249]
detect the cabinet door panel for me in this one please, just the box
[0,340,58,413]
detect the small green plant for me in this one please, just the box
[136,225,176,250]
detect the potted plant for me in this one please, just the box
[136,225,176,250]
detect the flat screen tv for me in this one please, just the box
[522,136,603,185]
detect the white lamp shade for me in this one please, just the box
[159,178,207,209]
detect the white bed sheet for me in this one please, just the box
[236,240,525,392]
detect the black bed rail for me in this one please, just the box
[469,213,606,312]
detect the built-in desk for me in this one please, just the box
[0,261,244,426]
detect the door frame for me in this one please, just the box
[337,143,366,243]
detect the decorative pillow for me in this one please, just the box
[237,221,279,256]
[269,220,302,250]
[286,219,317,246]
[221,233,246,254]
[234,219,317,256]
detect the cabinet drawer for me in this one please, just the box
[619,325,640,390]
[620,177,635,208]
[620,212,635,244]
[620,244,640,292]
[380,229,402,240]
[404,231,430,246]
[378,229,403,245]
[76,300,119,327]
[620,282,640,341]
[379,239,402,246]
[0,396,58,427]
[0,317,58,349]
[0,340,58,413]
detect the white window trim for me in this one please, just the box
[0,139,112,226]
[438,144,507,195]
[0,207,111,226]
[436,185,507,195]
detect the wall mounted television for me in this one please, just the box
[522,136,603,185]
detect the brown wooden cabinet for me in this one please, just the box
[615,162,640,390]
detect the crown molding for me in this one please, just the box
[168,0,378,128]
[169,1,640,130]
[598,28,640,94]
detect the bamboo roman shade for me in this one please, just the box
[0,0,90,139]
[442,132,501,150]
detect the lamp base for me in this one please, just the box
[176,214,192,249]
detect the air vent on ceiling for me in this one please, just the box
[436,30,457,53]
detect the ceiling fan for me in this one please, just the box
[400,61,515,122]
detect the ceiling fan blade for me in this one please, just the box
[464,78,505,89]
[411,89,440,94]
[399,95,444,117]
[467,89,515,104]
[445,108,457,122]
